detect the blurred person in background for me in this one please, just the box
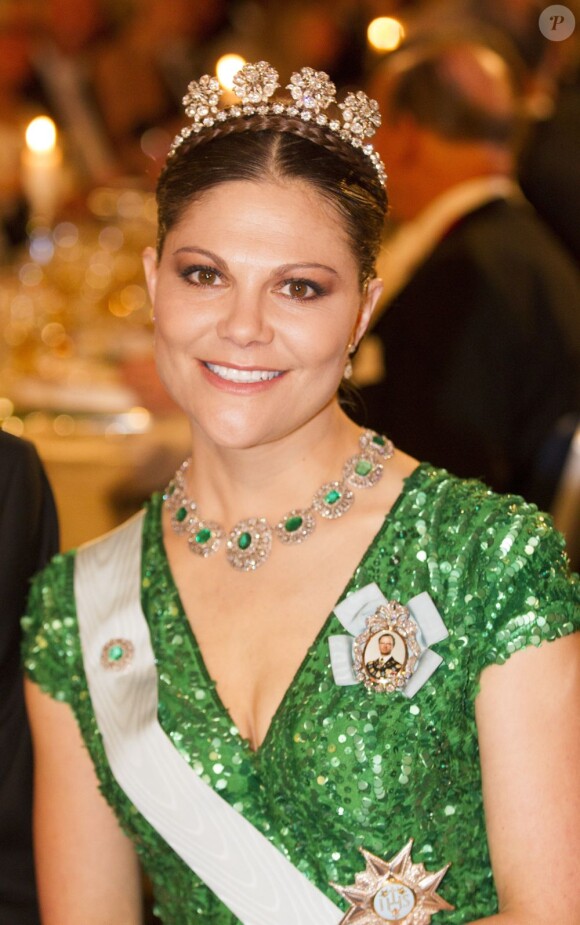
[354,37,580,509]
[93,0,229,179]
[400,0,580,262]
[457,0,580,263]
[0,432,59,925]
[31,0,122,186]
[0,7,41,256]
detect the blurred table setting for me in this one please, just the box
[0,115,190,551]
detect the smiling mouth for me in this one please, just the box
[204,362,283,383]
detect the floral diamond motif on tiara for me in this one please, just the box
[233,61,279,105]
[183,75,222,120]
[169,60,387,186]
[286,67,336,114]
[339,91,381,139]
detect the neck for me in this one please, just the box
[182,406,362,525]
[392,146,514,222]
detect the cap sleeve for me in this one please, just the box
[21,551,82,704]
[471,502,579,677]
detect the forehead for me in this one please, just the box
[168,178,354,263]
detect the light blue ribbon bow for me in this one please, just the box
[329,583,449,698]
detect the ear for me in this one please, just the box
[142,246,159,306]
[352,277,384,347]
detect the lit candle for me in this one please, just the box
[22,116,63,225]
[367,17,405,53]
[216,54,246,104]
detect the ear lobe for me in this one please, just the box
[142,246,159,305]
[353,277,384,347]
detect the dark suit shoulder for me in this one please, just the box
[438,198,580,288]
[0,431,43,477]
[0,434,59,629]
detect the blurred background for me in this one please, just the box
[0,0,578,556]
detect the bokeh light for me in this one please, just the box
[216,54,246,91]
[367,17,405,52]
[25,116,57,153]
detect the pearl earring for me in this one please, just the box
[344,343,355,380]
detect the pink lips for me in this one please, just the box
[200,360,285,394]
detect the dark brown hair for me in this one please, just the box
[155,113,388,288]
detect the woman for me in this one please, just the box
[22,63,580,925]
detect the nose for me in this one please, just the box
[215,290,274,347]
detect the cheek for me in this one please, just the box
[152,284,208,347]
[286,306,358,365]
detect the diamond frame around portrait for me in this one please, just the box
[353,603,421,693]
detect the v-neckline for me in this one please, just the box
[149,462,428,756]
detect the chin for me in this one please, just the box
[188,408,279,450]
[189,400,329,452]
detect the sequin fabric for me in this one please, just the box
[22,464,580,924]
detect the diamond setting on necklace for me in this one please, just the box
[163,430,394,572]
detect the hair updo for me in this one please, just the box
[155,113,388,289]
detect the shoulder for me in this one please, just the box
[25,547,77,623]
[403,464,576,599]
[29,502,153,618]
[22,505,152,694]
[404,463,531,521]
[0,431,43,480]
[76,507,147,561]
[449,199,580,283]
[412,464,578,647]
[383,466,579,689]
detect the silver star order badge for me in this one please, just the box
[331,839,453,924]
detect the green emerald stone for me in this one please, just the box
[175,506,187,523]
[195,528,212,545]
[372,435,386,446]
[108,645,123,662]
[355,459,373,477]
[238,531,252,550]
[325,489,341,505]
[285,515,303,533]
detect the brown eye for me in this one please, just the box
[196,268,218,285]
[180,265,223,287]
[279,278,325,301]
[289,281,309,299]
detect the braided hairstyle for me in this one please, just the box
[155,113,388,289]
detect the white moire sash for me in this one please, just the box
[75,512,343,925]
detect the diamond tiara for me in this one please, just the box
[168,61,387,187]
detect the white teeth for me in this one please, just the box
[206,363,282,383]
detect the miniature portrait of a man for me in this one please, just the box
[365,632,405,680]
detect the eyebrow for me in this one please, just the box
[172,247,227,270]
[172,247,339,277]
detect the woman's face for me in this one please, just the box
[143,178,382,449]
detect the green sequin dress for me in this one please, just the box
[22,464,580,924]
